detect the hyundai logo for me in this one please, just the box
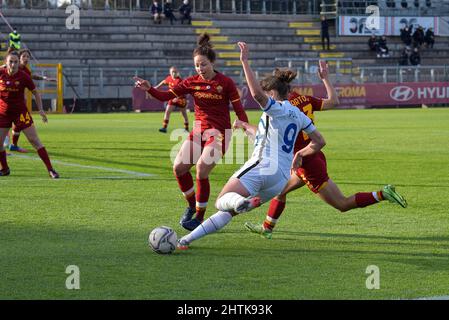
[390,86,414,102]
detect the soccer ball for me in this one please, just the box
[148,226,177,254]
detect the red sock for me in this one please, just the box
[162,119,169,128]
[195,178,210,221]
[175,172,196,209]
[0,150,8,170]
[355,192,381,208]
[263,198,286,230]
[37,147,53,171]
[12,132,20,146]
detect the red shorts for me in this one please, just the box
[168,97,187,108]
[0,110,34,131]
[295,151,329,193]
[187,128,230,156]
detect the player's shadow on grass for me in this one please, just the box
[277,230,449,243]
[335,181,449,188]
[50,151,167,171]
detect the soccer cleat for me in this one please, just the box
[235,196,261,214]
[179,207,196,225]
[158,127,167,133]
[177,238,190,250]
[181,217,203,231]
[48,169,60,179]
[382,185,407,208]
[0,168,10,176]
[244,222,273,239]
[9,145,28,153]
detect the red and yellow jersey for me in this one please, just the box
[19,64,32,77]
[164,75,185,98]
[169,72,247,132]
[288,91,324,151]
[164,75,182,90]
[0,68,35,115]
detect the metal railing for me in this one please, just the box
[0,0,322,14]
[61,63,449,98]
[358,65,449,83]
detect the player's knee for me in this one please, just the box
[28,138,41,149]
[173,163,185,177]
[275,194,287,202]
[195,162,210,179]
[334,200,351,213]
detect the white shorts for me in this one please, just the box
[231,159,289,203]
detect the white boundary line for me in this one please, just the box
[10,154,154,178]
[411,295,449,300]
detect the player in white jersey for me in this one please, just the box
[177,42,326,250]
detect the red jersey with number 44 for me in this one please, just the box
[169,72,245,132]
[288,91,324,151]
[0,68,35,115]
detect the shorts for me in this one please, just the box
[0,110,34,131]
[168,97,187,109]
[232,158,289,203]
[295,151,329,193]
[187,129,230,156]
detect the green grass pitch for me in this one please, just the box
[1,108,448,300]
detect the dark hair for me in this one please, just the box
[6,47,17,55]
[19,49,31,58]
[4,48,19,63]
[260,68,297,99]
[193,33,216,63]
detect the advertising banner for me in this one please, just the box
[339,16,440,36]
[133,82,449,111]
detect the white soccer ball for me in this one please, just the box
[148,226,177,254]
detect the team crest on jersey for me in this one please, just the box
[15,81,20,86]
[195,86,201,90]
[206,85,211,90]
[216,85,223,93]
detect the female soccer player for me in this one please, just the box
[175,42,326,250]
[6,49,56,153]
[134,33,249,231]
[244,60,407,239]
[0,51,59,178]
[154,66,189,133]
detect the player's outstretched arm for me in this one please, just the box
[32,89,47,123]
[153,80,166,90]
[291,129,326,172]
[238,42,268,108]
[233,119,257,142]
[318,60,339,110]
[133,76,176,101]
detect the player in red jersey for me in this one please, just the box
[3,49,57,153]
[0,51,59,178]
[154,66,189,133]
[134,33,249,231]
[244,60,407,239]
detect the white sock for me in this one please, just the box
[372,191,380,202]
[182,211,233,244]
[216,192,245,212]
